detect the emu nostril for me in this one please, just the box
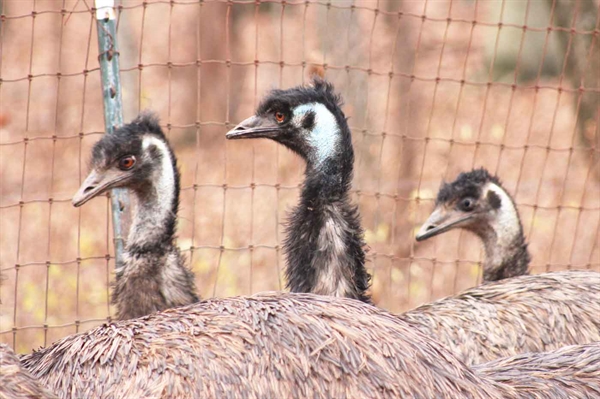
[83,185,96,194]
[426,224,436,231]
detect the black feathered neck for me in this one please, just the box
[284,188,371,303]
[271,80,370,302]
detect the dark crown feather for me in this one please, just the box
[257,77,345,120]
[91,111,166,167]
[436,168,503,205]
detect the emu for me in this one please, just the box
[416,168,529,281]
[400,270,600,365]
[227,79,370,302]
[227,79,600,366]
[72,113,198,320]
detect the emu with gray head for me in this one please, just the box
[407,169,600,364]
[227,78,370,302]
[416,168,530,282]
[72,113,198,319]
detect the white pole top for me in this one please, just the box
[95,0,116,20]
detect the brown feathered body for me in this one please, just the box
[21,293,506,399]
[400,270,600,365]
[0,344,57,399]
[474,342,600,398]
[20,292,600,399]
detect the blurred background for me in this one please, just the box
[1,0,598,354]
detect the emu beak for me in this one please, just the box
[415,207,474,242]
[72,169,128,207]
[226,115,281,140]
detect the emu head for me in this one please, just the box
[226,78,352,169]
[72,112,171,207]
[416,168,518,242]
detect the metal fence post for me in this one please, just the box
[95,0,130,264]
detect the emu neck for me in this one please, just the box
[284,159,371,303]
[118,137,179,288]
[126,141,177,257]
[113,136,198,320]
[475,194,530,282]
[127,185,176,251]
[480,229,530,281]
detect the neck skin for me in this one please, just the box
[475,184,530,282]
[113,136,198,320]
[125,136,178,256]
[284,151,371,303]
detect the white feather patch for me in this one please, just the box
[313,207,353,298]
[142,135,175,208]
[483,182,520,265]
[293,103,340,164]
[127,135,176,246]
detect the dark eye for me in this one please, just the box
[118,155,136,170]
[459,198,475,211]
[274,111,286,123]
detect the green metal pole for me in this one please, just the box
[95,0,130,264]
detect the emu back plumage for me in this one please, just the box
[21,293,503,399]
[0,344,57,399]
[474,342,600,398]
[401,270,600,365]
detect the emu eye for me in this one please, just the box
[275,112,286,123]
[118,155,136,170]
[459,198,475,212]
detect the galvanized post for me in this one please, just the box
[95,0,130,264]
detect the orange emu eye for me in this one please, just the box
[275,112,285,123]
[118,156,136,170]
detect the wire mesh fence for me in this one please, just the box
[1,0,598,354]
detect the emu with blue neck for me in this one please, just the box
[73,112,199,319]
[227,79,371,302]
